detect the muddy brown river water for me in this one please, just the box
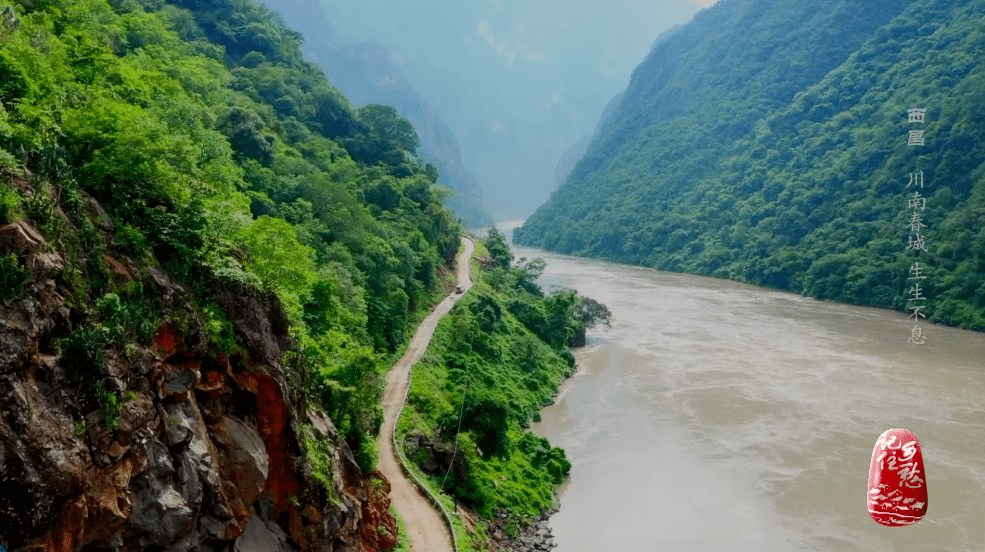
[508,239,985,552]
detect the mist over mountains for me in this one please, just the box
[554,92,623,192]
[258,0,493,227]
[305,0,705,220]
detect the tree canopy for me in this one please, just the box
[515,0,985,330]
[0,0,461,472]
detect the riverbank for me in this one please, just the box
[392,232,610,550]
[488,507,559,552]
[378,236,476,552]
[511,242,985,552]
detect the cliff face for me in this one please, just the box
[0,176,394,552]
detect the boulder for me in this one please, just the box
[0,371,88,545]
[124,437,193,548]
[213,415,269,508]
[234,513,291,552]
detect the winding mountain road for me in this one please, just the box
[379,236,475,552]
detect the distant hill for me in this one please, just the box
[259,0,493,227]
[553,25,683,194]
[515,0,985,330]
[650,23,684,51]
[553,92,624,192]
[554,135,591,192]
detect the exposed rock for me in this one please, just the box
[475,254,495,270]
[0,193,391,552]
[489,506,560,552]
[147,267,188,313]
[117,390,155,436]
[159,356,201,398]
[213,415,269,511]
[213,277,292,367]
[126,436,188,548]
[84,456,137,544]
[233,368,301,536]
[403,430,467,480]
[85,196,114,232]
[0,370,89,546]
[307,410,398,552]
[0,220,45,257]
[360,471,398,552]
[127,480,195,548]
[0,222,68,374]
[234,512,291,552]
[102,254,133,280]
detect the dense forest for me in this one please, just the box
[256,0,494,229]
[399,230,609,529]
[516,0,985,330]
[0,0,465,471]
[0,0,594,550]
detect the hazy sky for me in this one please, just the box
[314,0,718,220]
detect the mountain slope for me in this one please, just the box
[316,40,493,228]
[258,0,493,228]
[515,0,985,330]
[554,92,623,192]
[0,0,464,548]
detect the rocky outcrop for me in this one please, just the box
[0,194,396,551]
[402,431,467,482]
[489,509,558,552]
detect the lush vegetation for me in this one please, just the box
[256,0,494,228]
[515,0,985,330]
[397,231,609,528]
[0,0,461,470]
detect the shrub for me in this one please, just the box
[22,189,54,224]
[354,433,378,474]
[92,379,122,429]
[300,423,336,496]
[558,349,575,369]
[97,289,159,346]
[0,50,30,105]
[0,181,22,224]
[203,302,244,355]
[97,293,128,345]
[0,253,28,301]
[115,224,147,257]
[59,324,108,382]
[462,397,509,457]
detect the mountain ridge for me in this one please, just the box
[258,0,493,228]
[515,0,985,330]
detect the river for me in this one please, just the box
[506,234,985,552]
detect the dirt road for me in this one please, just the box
[379,236,475,552]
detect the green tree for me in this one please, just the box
[574,295,612,330]
[358,104,419,154]
[486,227,512,269]
[462,397,509,457]
[237,215,315,318]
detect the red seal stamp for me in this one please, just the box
[867,428,928,526]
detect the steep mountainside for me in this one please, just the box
[0,0,464,548]
[258,0,493,228]
[516,0,985,330]
[315,41,492,228]
[0,1,586,550]
[1,197,391,551]
[553,24,682,193]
